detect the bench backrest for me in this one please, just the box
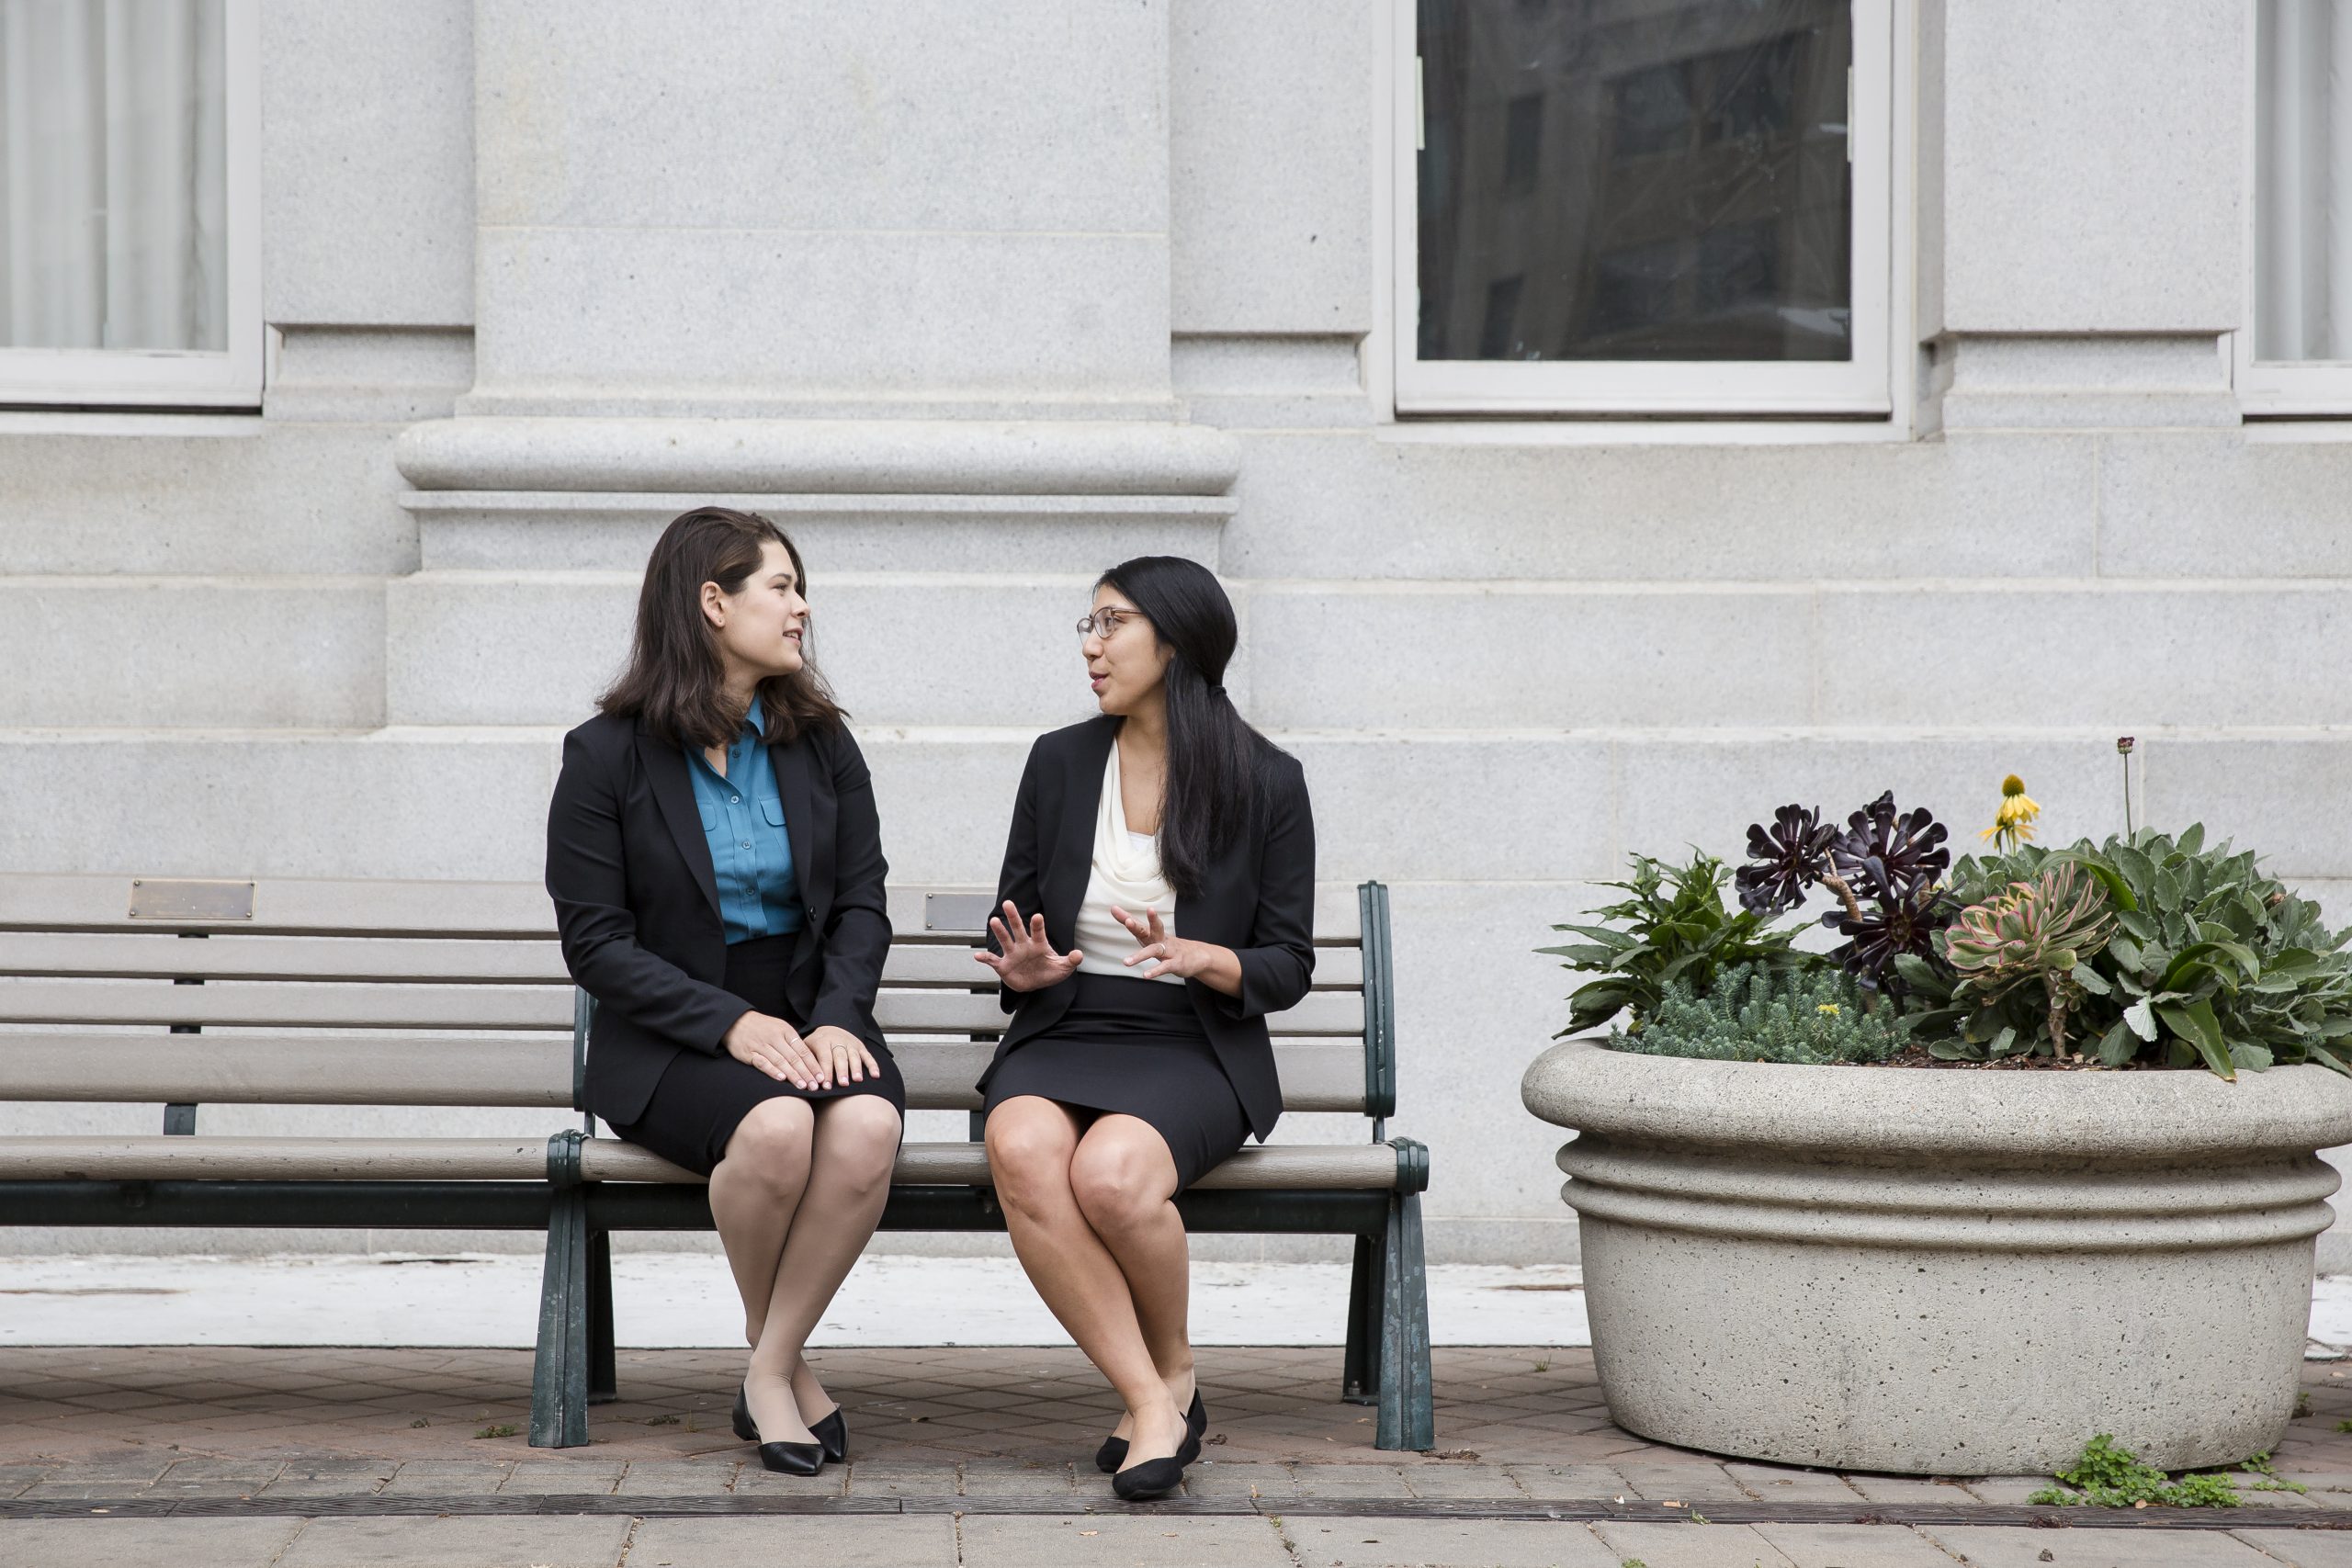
[0,875,1396,1129]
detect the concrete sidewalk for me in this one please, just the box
[7,1345,2352,1565]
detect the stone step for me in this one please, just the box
[0,726,2341,886]
[0,578,386,728]
[382,570,2352,730]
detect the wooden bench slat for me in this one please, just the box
[0,875,560,937]
[0,1034,575,1107]
[0,932,1365,991]
[0,932,571,984]
[0,1035,1373,1114]
[0,1135,1407,1190]
[0,980,1369,1036]
[0,876,1371,944]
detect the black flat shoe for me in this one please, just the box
[733,1383,826,1476]
[808,1404,847,1464]
[1112,1452,1187,1502]
[1096,1392,1206,1475]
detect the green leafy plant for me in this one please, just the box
[2240,1451,2307,1495]
[1942,863,2117,1055]
[1611,964,1909,1066]
[1905,826,2352,1078]
[1540,852,1815,1036]
[474,1423,517,1440]
[2026,1434,2240,1507]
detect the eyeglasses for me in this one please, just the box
[1075,606,1148,640]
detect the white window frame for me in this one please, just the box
[0,0,263,409]
[1391,0,1894,418]
[2232,3,2352,417]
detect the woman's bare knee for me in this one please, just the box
[718,1097,814,1194]
[1069,1126,1175,1232]
[985,1099,1079,1213]
[815,1094,901,1189]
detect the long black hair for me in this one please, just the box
[599,506,846,749]
[1099,556,1284,899]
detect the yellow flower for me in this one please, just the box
[1815,1003,1840,1017]
[1980,773,2041,851]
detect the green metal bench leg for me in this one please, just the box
[531,1133,592,1449]
[1374,1189,1434,1451]
[1341,1230,1382,1404]
[586,1226,617,1404]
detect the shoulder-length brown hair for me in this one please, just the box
[598,506,847,749]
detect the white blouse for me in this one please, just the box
[1072,740,1182,985]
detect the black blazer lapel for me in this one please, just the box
[635,724,721,918]
[771,733,819,916]
[1045,717,1116,939]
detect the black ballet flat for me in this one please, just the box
[733,1382,826,1477]
[809,1404,848,1464]
[1096,1391,1206,1474]
[1112,1452,1188,1502]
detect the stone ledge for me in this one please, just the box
[393,417,1243,497]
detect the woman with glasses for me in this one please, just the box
[546,507,901,1478]
[975,556,1317,1501]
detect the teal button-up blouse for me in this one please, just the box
[684,698,804,944]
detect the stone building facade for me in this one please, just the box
[5,0,2349,1266]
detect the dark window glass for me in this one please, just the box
[1417,0,1852,364]
[1502,93,1544,197]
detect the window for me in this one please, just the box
[2239,0,2352,414]
[0,0,260,407]
[1397,0,1893,415]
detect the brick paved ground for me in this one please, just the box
[9,1347,2352,1565]
[5,1344,2352,1504]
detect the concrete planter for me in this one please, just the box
[1521,1038,2352,1475]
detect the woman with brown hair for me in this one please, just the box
[546,506,900,1477]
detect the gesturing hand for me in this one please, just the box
[975,900,1084,993]
[1111,904,1212,982]
[722,1010,827,1091]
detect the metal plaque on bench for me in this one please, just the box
[128,878,256,922]
[922,892,995,934]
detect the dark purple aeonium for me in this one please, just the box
[1736,791,1955,995]
[1735,804,1837,916]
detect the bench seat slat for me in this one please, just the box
[0,933,1364,991]
[0,1035,1372,1113]
[0,1034,574,1107]
[0,876,1368,944]
[0,980,1369,1035]
[0,1136,1408,1191]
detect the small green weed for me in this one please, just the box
[2337,1419,2352,1435]
[473,1423,517,1440]
[644,1414,679,1427]
[2241,1451,2308,1495]
[1686,1512,1710,1526]
[2027,1435,2240,1507]
[1622,1560,1648,1568]
[2296,1391,2313,1418]
[407,1417,428,1428]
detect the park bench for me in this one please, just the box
[0,874,1433,1451]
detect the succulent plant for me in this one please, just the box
[1942,863,2117,1053]
[1902,824,2352,1077]
[1830,790,1951,906]
[1736,804,1838,916]
[1730,793,1957,995]
[1609,962,1909,1066]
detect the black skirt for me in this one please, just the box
[982,972,1251,1191]
[605,932,904,1178]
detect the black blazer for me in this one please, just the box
[545,710,891,1126]
[978,715,1316,1141]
